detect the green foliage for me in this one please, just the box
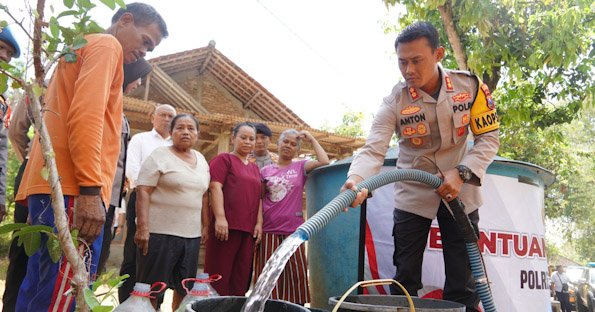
[322,109,367,138]
[384,0,595,116]
[84,269,129,311]
[0,142,23,254]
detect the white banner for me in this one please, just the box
[364,168,551,312]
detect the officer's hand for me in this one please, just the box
[340,175,368,211]
[73,195,106,243]
[436,169,464,202]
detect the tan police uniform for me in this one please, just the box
[348,65,500,219]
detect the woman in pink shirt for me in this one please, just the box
[253,129,329,305]
[204,122,263,296]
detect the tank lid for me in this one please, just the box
[332,147,555,186]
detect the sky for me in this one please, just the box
[4,0,404,129]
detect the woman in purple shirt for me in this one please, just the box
[205,122,263,296]
[253,129,329,305]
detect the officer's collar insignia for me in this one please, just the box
[408,87,420,101]
[401,105,421,115]
[444,75,454,92]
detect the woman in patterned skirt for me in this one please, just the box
[253,129,329,305]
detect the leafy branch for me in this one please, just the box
[1,0,125,310]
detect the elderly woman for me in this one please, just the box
[204,122,263,296]
[134,114,209,310]
[253,129,329,305]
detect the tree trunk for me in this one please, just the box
[31,1,89,310]
[438,0,468,71]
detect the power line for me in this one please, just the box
[253,0,342,75]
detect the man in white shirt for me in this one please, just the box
[119,103,176,302]
[551,265,572,312]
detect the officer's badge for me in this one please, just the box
[480,84,496,109]
[410,138,423,146]
[452,92,471,103]
[417,123,427,135]
[470,83,499,135]
[462,114,469,124]
[403,127,416,136]
[401,105,421,115]
[487,97,495,110]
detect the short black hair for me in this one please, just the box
[111,2,168,38]
[170,113,200,132]
[232,122,256,138]
[395,21,439,51]
[254,123,272,137]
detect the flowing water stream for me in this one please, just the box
[240,233,306,312]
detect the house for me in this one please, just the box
[124,41,365,160]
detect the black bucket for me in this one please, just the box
[328,295,466,312]
[186,296,310,312]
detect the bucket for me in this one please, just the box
[328,295,466,312]
[186,296,310,312]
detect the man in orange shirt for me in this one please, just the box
[15,3,167,311]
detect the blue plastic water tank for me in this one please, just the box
[305,148,554,309]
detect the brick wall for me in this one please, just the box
[200,76,246,117]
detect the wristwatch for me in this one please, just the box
[456,165,472,183]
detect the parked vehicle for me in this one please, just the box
[565,264,595,312]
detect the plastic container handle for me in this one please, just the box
[181,274,222,293]
[149,282,167,298]
[331,279,415,312]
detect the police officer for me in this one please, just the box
[342,22,499,311]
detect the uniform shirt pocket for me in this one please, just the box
[400,120,432,149]
[452,102,471,144]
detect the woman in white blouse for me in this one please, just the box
[134,113,209,310]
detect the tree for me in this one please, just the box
[384,0,595,128]
[323,109,367,138]
[1,0,124,310]
[383,0,595,261]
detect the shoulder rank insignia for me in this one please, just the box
[444,75,454,91]
[408,87,420,101]
[470,83,499,135]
